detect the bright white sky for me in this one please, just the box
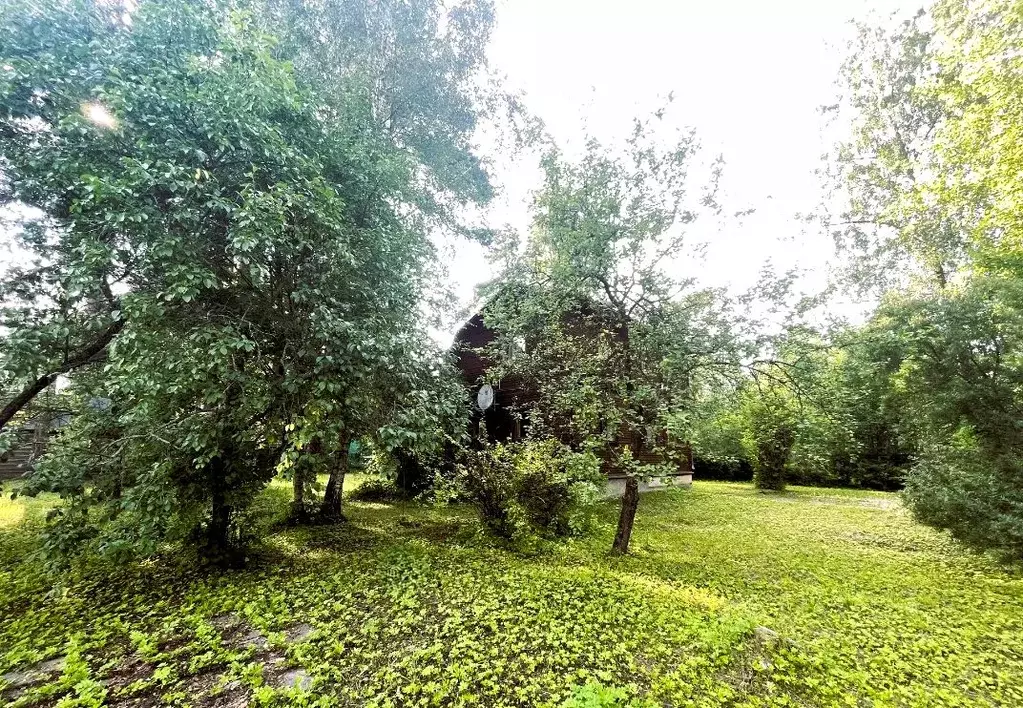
[1,0,920,340]
[442,0,921,320]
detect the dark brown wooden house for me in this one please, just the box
[452,310,693,495]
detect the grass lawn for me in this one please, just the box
[1,480,1021,708]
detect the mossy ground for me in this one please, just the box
[1,480,1021,707]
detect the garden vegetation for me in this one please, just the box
[1,0,1023,705]
[1,480,1021,707]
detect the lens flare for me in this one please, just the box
[82,102,118,129]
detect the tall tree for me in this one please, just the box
[0,0,496,563]
[884,277,1023,559]
[927,0,1023,275]
[257,0,511,236]
[826,0,1023,558]
[823,9,960,291]
[484,112,741,554]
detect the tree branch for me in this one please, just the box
[0,318,126,431]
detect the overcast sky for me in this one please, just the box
[0,0,920,335]
[442,0,921,318]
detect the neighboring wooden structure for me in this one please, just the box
[452,311,693,494]
[0,415,63,481]
[454,313,534,444]
[0,429,38,481]
[0,385,72,481]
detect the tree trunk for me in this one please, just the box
[204,370,244,567]
[320,437,350,520]
[206,455,237,566]
[0,318,124,431]
[210,482,231,554]
[610,312,641,556]
[289,436,320,523]
[290,467,307,522]
[611,476,640,554]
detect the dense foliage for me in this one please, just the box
[454,438,604,545]
[879,277,1023,560]
[481,113,749,553]
[4,7,1023,708]
[739,386,796,493]
[688,0,1023,553]
[0,0,495,563]
[691,328,915,493]
[819,0,1023,558]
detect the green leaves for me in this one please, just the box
[825,0,1023,558]
[4,480,1023,707]
[0,0,499,562]
[455,438,604,545]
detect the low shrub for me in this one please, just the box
[393,448,447,497]
[750,422,795,492]
[356,446,451,500]
[348,478,409,503]
[903,433,1023,561]
[692,456,753,482]
[457,438,604,544]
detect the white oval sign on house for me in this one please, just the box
[477,384,494,411]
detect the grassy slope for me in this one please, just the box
[0,481,1021,708]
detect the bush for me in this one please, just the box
[693,456,753,482]
[739,391,797,493]
[349,445,454,503]
[393,448,446,497]
[349,478,408,503]
[882,278,1023,560]
[902,430,1023,561]
[750,421,795,492]
[457,438,604,543]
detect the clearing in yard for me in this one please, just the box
[1,480,1021,707]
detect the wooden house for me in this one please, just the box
[452,310,693,496]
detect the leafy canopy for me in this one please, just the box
[0,0,496,562]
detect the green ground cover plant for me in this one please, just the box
[1,481,1021,708]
